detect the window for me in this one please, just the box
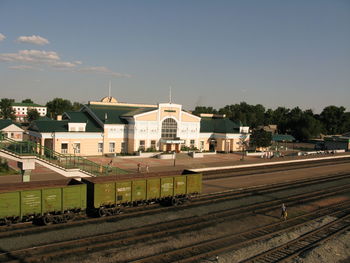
[151,140,156,149]
[10,133,14,138]
[61,143,68,154]
[98,143,103,153]
[139,140,145,151]
[73,143,80,154]
[190,140,195,148]
[109,142,115,152]
[121,142,126,153]
[161,118,177,139]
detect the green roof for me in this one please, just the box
[0,120,21,130]
[87,105,157,124]
[29,112,102,133]
[272,134,295,142]
[200,118,241,133]
[29,120,69,132]
[12,102,45,107]
[63,111,102,132]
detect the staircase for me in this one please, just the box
[0,137,127,177]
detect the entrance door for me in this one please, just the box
[175,144,179,153]
[166,144,172,152]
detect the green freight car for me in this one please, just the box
[0,179,86,225]
[83,170,202,216]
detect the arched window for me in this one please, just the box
[161,118,177,139]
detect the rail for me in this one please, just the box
[0,137,127,176]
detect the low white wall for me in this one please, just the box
[137,152,161,158]
[158,154,175,159]
[246,152,265,157]
[189,152,204,158]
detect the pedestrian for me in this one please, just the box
[137,163,141,173]
[145,164,149,173]
[281,203,287,220]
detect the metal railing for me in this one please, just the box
[0,137,127,176]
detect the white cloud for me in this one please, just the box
[0,49,131,77]
[0,49,59,63]
[0,33,5,42]
[78,66,131,78]
[0,49,80,69]
[8,65,42,71]
[17,35,50,45]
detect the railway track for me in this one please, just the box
[1,181,350,263]
[202,157,350,180]
[242,214,350,263]
[130,201,350,263]
[1,172,349,238]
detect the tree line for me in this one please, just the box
[193,102,350,141]
[0,98,83,122]
[1,97,349,141]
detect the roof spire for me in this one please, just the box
[169,86,172,104]
[108,80,111,101]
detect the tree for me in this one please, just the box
[250,129,272,148]
[22,99,34,104]
[46,98,73,119]
[192,106,217,116]
[238,134,249,160]
[72,102,84,111]
[0,98,16,120]
[27,109,40,122]
[320,106,346,134]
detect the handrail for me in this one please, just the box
[0,137,127,176]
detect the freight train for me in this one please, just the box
[0,170,202,225]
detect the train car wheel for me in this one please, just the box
[42,215,53,225]
[98,207,107,217]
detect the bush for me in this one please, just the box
[0,158,10,173]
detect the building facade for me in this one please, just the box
[12,102,47,122]
[0,120,24,141]
[28,97,249,156]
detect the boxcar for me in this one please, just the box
[82,170,202,216]
[0,179,86,225]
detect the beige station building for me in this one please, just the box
[28,96,249,156]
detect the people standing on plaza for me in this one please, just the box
[137,163,141,173]
[145,164,149,173]
[281,203,287,220]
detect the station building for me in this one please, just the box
[28,96,249,156]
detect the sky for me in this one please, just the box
[0,0,349,113]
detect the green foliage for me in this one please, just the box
[21,98,34,104]
[72,102,84,111]
[0,98,16,120]
[192,106,217,116]
[250,129,272,148]
[27,109,40,122]
[218,102,266,128]
[319,106,346,135]
[46,98,73,119]
[191,102,350,141]
[0,158,10,174]
[145,147,157,152]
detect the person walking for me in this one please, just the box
[137,163,141,173]
[145,164,149,173]
[281,203,287,220]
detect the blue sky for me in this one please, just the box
[0,0,349,112]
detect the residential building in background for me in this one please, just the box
[11,102,47,122]
[28,96,249,156]
[0,119,24,141]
